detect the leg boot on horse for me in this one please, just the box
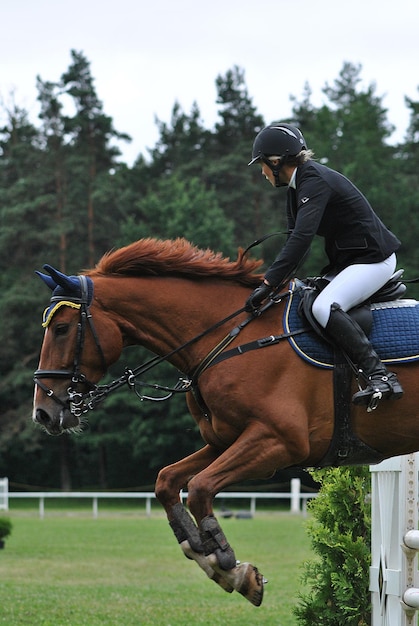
[325,303,404,410]
[168,502,234,593]
[168,502,265,606]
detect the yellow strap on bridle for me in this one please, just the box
[42,301,81,328]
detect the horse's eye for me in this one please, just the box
[54,323,69,337]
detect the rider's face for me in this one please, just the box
[261,159,282,187]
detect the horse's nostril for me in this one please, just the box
[35,408,51,426]
[34,408,64,436]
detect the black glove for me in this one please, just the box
[245,283,272,313]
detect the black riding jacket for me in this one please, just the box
[264,160,401,287]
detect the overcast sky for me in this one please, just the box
[2,0,418,165]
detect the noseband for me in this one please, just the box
[34,275,107,417]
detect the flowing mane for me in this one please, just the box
[90,238,264,287]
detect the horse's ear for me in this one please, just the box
[41,264,80,294]
[35,270,56,291]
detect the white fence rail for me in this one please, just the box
[0,478,8,511]
[8,478,317,519]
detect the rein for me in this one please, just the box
[80,296,283,409]
[34,279,302,416]
[84,304,255,407]
[114,232,292,401]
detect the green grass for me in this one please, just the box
[0,510,312,626]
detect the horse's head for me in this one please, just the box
[32,265,123,435]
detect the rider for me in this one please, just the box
[245,122,404,409]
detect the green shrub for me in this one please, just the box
[294,466,371,626]
[0,516,12,540]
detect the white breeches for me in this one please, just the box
[311,253,397,328]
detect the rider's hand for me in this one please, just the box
[245,282,272,313]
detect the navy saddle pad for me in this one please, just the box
[283,281,419,369]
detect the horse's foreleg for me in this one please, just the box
[155,445,234,592]
[155,444,220,509]
[169,502,234,593]
[168,503,263,604]
[198,513,265,606]
[186,422,310,607]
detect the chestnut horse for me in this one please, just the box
[32,237,419,606]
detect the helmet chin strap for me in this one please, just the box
[261,155,287,187]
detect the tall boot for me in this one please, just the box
[325,303,403,409]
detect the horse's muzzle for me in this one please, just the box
[33,407,80,435]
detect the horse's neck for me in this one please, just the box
[95,276,248,370]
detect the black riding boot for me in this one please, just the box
[325,303,404,409]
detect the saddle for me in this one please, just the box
[286,270,419,368]
[296,269,410,360]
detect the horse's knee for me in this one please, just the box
[186,474,214,519]
[155,465,176,505]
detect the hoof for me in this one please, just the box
[236,562,265,607]
[207,556,265,606]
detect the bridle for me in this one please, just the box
[34,276,108,418]
[33,273,271,417]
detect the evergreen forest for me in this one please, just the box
[1,50,418,491]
